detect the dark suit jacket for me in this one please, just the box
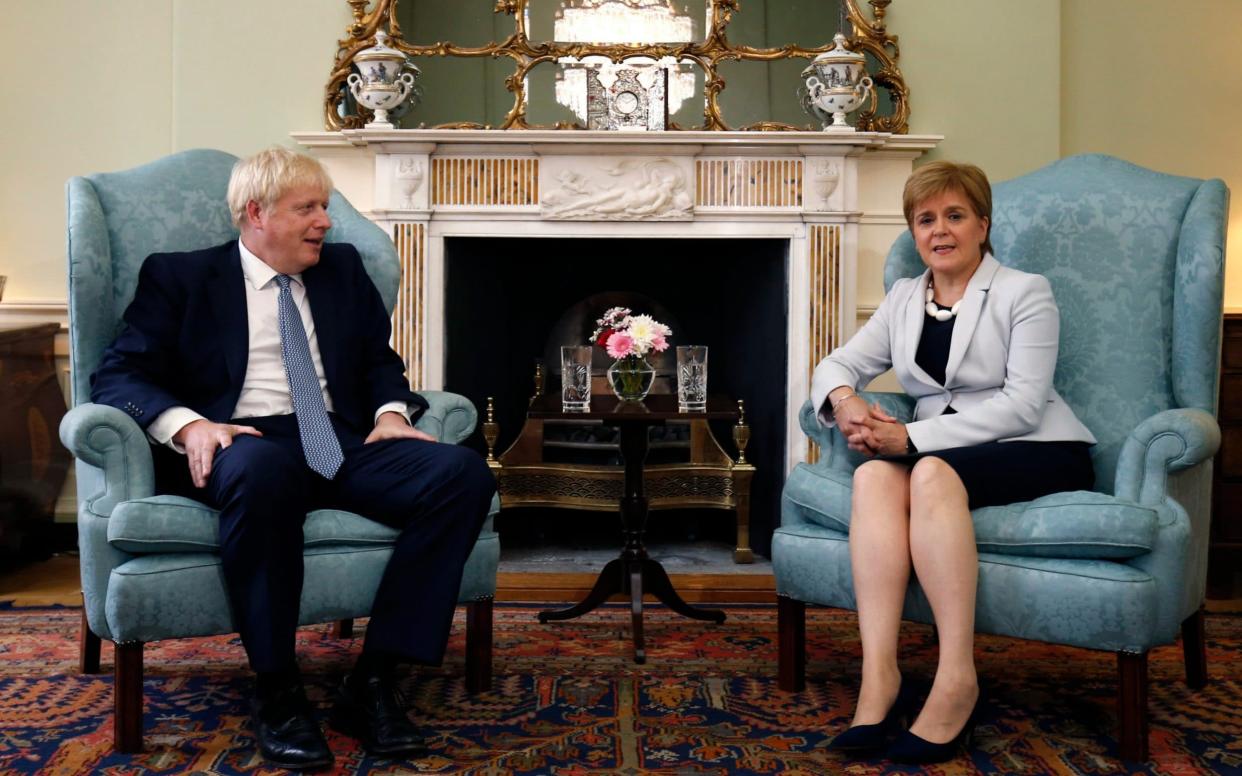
[91,240,427,436]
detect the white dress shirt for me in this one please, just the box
[147,239,408,451]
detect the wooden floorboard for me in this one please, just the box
[0,554,82,607]
[13,556,1238,611]
[497,570,776,604]
[2,556,779,606]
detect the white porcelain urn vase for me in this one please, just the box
[347,31,421,129]
[800,33,875,132]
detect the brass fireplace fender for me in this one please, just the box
[482,391,758,564]
[326,0,909,133]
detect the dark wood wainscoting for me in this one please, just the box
[1211,312,1242,598]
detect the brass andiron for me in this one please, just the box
[482,396,500,469]
[733,399,751,465]
[731,399,756,563]
[532,362,545,402]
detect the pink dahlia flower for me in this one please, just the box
[650,332,668,352]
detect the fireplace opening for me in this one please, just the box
[443,236,787,560]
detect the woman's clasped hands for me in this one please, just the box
[830,391,910,457]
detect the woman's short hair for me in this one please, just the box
[227,147,333,228]
[902,160,994,257]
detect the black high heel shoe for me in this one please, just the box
[886,689,981,764]
[827,677,918,755]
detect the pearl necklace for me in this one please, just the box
[925,282,962,322]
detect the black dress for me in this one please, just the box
[891,302,1094,509]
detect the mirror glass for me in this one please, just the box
[523,57,706,129]
[863,50,894,121]
[525,0,711,45]
[726,0,846,50]
[668,62,706,129]
[393,0,505,49]
[716,58,816,129]
[332,0,905,132]
[395,53,512,128]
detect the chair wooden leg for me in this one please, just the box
[1117,650,1149,762]
[777,595,806,692]
[114,641,144,753]
[465,597,493,693]
[330,618,355,639]
[79,608,102,675]
[1181,607,1207,689]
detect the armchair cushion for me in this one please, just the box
[109,493,500,554]
[783,462,1157,559]
[971,492,1157,559]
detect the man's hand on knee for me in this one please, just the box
[365,411,437,444]
[174,420,263,488]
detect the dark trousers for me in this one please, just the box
[153,414,494,674]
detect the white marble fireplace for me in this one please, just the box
[292,129,938,471]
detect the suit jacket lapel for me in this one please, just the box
[943,253,1001,386]
[207,243,249,388]
[302,262,340,388]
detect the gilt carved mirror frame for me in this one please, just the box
[325,0,909,132]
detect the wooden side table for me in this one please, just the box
[0,323,71,565]
[517,393,740,663]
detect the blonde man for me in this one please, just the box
[92,148,494,769]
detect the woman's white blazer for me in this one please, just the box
[810,253,1096,452]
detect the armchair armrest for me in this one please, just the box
[59,403,154,642]
[59,403,156,518]
[798,392,916,471]
[415,390,478,446]
[1114,407,1220,505]
[1114,408,1220,641]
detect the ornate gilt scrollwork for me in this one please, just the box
[325,0,909,132]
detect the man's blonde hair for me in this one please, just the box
[226,147,333,228]
[902,160,994,258]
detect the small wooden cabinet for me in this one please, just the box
[1210,313,1242,597]
[0,323,70,565]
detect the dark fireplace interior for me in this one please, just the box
[443,237,788,559]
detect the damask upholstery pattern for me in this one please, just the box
[776,154,1228,756]
[883,155,1225,492]
[61,148,499,654]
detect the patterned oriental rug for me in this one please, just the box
[1,604,1239,775]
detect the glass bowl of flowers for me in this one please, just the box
[591,306,672,401]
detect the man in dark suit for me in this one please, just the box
[91,147,494,770]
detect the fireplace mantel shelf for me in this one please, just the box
[293,128,941,155]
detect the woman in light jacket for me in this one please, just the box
[810,161,1095,764]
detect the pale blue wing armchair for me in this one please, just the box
[61,149,500,753]
[773,154,1228,762]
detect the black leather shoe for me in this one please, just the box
[331,672,428,757]
[251,682,333,771]
[887,689,981,764]
[828,676,917,755]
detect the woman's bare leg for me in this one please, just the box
[906,456,980,742]
[848,459,912,725]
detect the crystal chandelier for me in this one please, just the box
[545,0,700,123]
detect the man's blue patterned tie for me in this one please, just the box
[275,274,344,480]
